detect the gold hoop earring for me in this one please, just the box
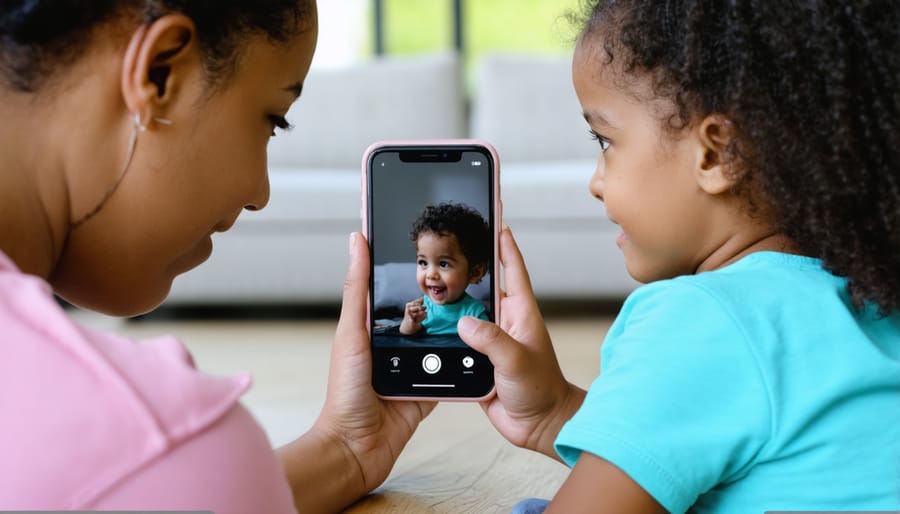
[71,113,173,229]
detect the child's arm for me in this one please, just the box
[399,297,426,335]
[544,454,667,514]
[458,228,585,461]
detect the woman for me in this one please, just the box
[0,1,433,512]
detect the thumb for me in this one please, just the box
[458,316,521,371]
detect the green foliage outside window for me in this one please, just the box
[372,0,583,86]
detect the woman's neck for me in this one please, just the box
[0,92,70,279]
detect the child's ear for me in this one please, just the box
[468,264,487,284]
[121,14,197,123]
[693,114,739,195]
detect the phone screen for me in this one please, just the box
[365,143,497,399]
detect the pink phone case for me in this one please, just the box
[361,139,501,402]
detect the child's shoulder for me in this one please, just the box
[629,251,837,312]
[615,250,898,360]
[612,251,875,353]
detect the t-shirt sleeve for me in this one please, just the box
[91,404,297,514]
[469,298,489,321]
[555,280,772,514]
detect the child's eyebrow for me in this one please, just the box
[583,109,615,128]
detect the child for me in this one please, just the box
[400,202,491,335]
[459,1,900,512]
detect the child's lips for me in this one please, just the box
[427,285,447,300]
[606,216,627,247]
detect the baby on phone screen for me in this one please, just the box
[400,203,491,335]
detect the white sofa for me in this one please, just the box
[163,52,638,306]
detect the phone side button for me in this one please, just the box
[422,353,442,374]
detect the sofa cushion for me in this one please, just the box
[267,52,466,169]
[470,52,597,163]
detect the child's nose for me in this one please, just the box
[588,160,605,202]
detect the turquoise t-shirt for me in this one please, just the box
[555,252,900,513]
[421,292,488,335]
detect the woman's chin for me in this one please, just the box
[57,280,172,318]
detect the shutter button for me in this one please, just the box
[422,353,442,374]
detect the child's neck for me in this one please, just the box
[699,232,800,273]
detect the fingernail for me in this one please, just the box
[458,316,478,337]
[349,232,357,253]
[502,223,510,232]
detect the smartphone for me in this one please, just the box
[362,140,500,400]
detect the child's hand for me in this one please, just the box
[399,297,426,335]
[458,228,586,461]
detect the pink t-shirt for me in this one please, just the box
[0,251,296,512]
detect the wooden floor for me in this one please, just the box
[73,303,618,513]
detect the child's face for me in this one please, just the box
[572,39,724,283]
[415,231,480,305]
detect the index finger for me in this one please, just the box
[499,227,536,299]
[336,232,370,338]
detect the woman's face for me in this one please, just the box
[51,19,318,316]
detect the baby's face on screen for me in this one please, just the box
[414,232,474,305]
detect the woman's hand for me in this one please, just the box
[279,233,435,513]
[458,228,585,461]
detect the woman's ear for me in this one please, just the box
[693,114,739,195]
[121,14,196,124]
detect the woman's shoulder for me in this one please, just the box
[0,254,256,508]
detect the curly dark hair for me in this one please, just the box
[573,0,900,314]
[0,0,315,92]
[410,202,491,278]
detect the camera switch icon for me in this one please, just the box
[462,356,475,368]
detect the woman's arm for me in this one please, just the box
[277,233,435,513]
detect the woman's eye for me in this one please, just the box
[589,130,611,152]
[268,115,293,137]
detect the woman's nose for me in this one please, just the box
[244,172,271,211]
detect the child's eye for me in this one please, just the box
[417,259,428,267]
[439,261,450,269]
[268,115,293,137]
[589,130,611,152]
